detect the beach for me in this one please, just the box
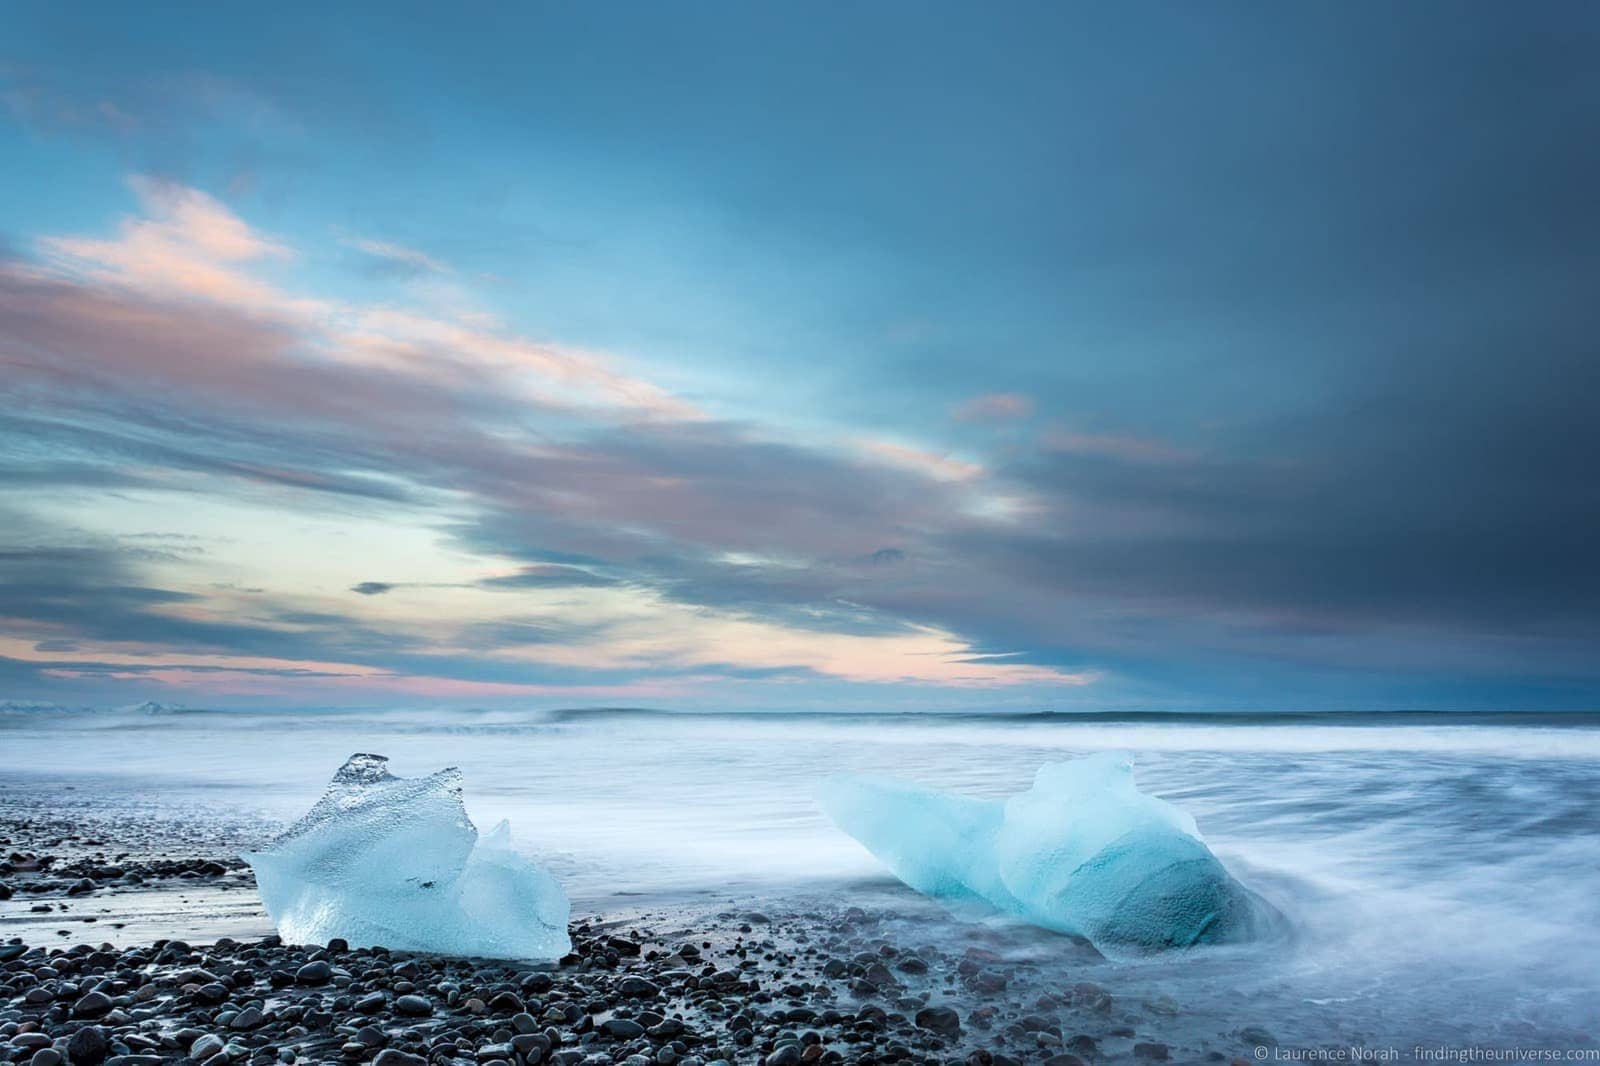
[2,708,1598,1063]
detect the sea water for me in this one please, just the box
[1,706,1596,1046]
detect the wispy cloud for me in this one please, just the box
[857,439,983,482]
[0,183,1096,702]
[7,157,1598,709]
[954,392,1033,422]
[344,236,451,276]
[31,176,699,420]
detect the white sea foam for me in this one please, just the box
[2,707,1597,1043]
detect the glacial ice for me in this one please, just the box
[817,751,1274,953]
[243,754,570,960]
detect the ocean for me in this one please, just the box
[2,706,1597,1049]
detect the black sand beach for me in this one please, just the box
[0,803,1248,1066]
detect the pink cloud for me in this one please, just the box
[953,392,1034,422]
[31,176,699,421]
[857,438,983,482]
[1,177,1108,698]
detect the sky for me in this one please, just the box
[2,2,1598,712]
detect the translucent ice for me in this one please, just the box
[244,754,570,959]
[817,751,1274,952]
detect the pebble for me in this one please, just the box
[373,1052,427,1066]
[67,1024,109,1065]
[190,1034,225,1060]
[293,958,331,984]
[394,993,433,1017]
[0,818,1193,1066]
[70,991,113,1018]
[915,1005,962,1036]
[229,1005,265,1030]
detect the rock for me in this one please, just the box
[602,1019,645,1039]
[1134,1043,1171,1061]
[373,1053,427,1066]
[190,1034,226,1061]
[1069,982,1113,1013]
[295,960,333,985]
[861,963,897,988]
[353,992,386,1013]
[395,994,433,1017]
[67,1026,109,1065]
[66,878,96,896]
[765,1047,803,1066]
[1065,1035,1099,1057]
[229,1006,264,1030]
[618,976,660,998]
[487,991,525,1013]
[30,1051,65,1066]
[71,990,113,1018]
[969,971,1008,993]
[194,982,229,1005]
[914,1006,961,1036]
[511,1033,549,1058]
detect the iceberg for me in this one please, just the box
[244,754,570,960]
[817,751,1275,953]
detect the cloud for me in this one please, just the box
[344,237,451,276]
[479,565,619,590]
[953,392,1033,422]
[38,175,291,308]
[7,166,1600,708]
[0,214,1087,698]
[28,177,699,420]
[856,438,982,482]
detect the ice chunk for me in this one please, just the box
[817,751,1275,953]
[244,754,569,960]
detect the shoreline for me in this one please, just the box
[1,815,1223,1066]
[7,745,1595,1061]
